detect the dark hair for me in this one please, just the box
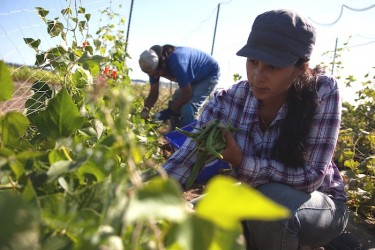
[271,59,320,167]
[149,44,176,70]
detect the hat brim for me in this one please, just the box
[236,44,298,68]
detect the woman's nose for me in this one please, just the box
[253,67,265,82]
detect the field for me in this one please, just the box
[0,2,374,249]
[1,67,374,248]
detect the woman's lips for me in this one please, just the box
[252,84,268,92]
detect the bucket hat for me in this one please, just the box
[139,49,159,72]
[236,9,316,67]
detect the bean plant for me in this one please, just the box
[0,2,291,249]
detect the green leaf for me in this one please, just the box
[8,157,25,179]
[47,20,64,38]
[78,7,86,14]
[166,215,244,250]
[166,216,216,250]
[61,7,72,15]
[77,51,106,63]
[125,177,187,223]
[76,160,107,182]
[25,92,48,115]
[195,176,291,229]
[47,157,88,182]
[23,38,41,50]
[77,51,106,75]
[344,159,360,169]
[48,148,68,164]
[0,61,13,101]
[35,53,46,66]
[35,7,49,18]
[30,87,85,139]
[71,65,93,88]
[21,179,38,202]
[0,112,29,147]
[78,21,87,32]
[0,145,42,181]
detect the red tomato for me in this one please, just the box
[103,67,109,75]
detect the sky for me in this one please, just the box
[1,0,375,101]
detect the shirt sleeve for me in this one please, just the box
[237,76,342,193]
[149,75,159,84]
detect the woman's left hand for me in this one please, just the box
[221,130,243,168]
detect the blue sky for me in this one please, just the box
[1,0,375,99]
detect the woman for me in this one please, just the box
[162,9,348,249]
[139,44,220,129]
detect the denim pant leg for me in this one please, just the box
[245,183,349,250]
[170,76,219,128]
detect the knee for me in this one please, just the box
[256,183,311,211]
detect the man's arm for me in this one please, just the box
[144,83,159,109]
[141,82,159,118]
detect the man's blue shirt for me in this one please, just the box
[150,47,220,88]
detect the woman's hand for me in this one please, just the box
[221,130,243,168]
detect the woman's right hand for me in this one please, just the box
[221,130,243,168]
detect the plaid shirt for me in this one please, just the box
[163,75,347,201]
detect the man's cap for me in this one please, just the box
[139,49,159,73]
[236,9,316,67]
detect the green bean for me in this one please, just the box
[185,151,208,189]
[175,127,200,138]
[205,126,223,159]
[180,119,238,189]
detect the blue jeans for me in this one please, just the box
[169,76,219,129]
[244,183,349,249]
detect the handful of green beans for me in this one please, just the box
[176,119,238,189]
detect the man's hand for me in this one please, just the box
[152,108,172,122]
[140,107,150,119]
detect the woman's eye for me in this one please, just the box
[247,58,257,64]
[269,65,279,70]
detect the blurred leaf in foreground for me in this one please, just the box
[196,176,291,229]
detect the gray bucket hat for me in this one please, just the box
[139,49,159,73]
[236,9,316,67]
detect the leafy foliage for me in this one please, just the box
[318,38,375,222]
[0,61,13,101]
[0,2,292,249]
[335,71,375,220]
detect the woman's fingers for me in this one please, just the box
[221,130,243,168]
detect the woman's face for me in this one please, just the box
[246,58,303,102]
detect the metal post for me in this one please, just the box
[211,4,220,56]
[331,38,338,75]
[125,0,134,52]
